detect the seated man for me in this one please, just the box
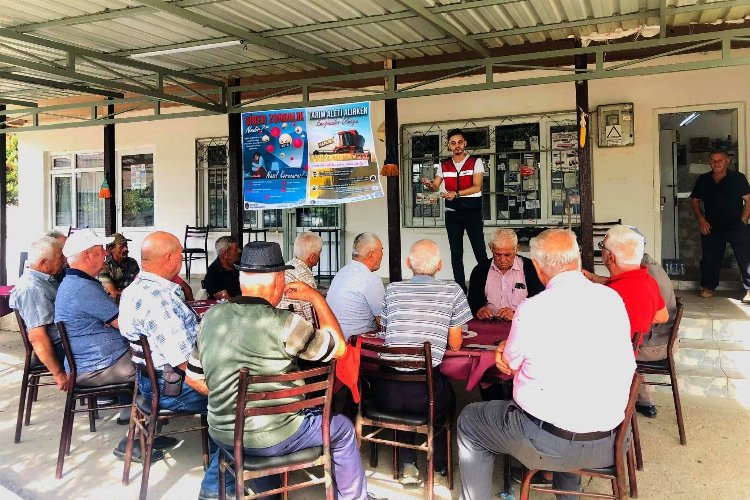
[54,230,138,456]
[10,236,69,390]
[377,239,472,486]
[204,236,241,300]
[596,225,668,341]
[326,232,385,339]
[44,230,68,283]
[98,233,140,300]
[277,231,323,322]
[457,229,635,500]
[584,229,677,419]
[188,241,370,499]
[468,228,544,320]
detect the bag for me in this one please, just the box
[162,364,184,397]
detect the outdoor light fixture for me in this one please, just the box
[130,40,240,59]
[679,112,701,127]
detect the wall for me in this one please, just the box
[12,53,750,282]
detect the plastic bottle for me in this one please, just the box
[498,492,515,500]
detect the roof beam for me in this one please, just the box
[135,0,350,74]
[0,97,37,107]
[394,0,491,58]
[0,71,124,98]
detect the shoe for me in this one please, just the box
[635,403,658,418]
[399,462,421,487]
[116,417,130,425]
[198,488,236,500]
[112,436,176,463]
[742,292,750,304]
[434,471,449,487]
[699,289,713,298]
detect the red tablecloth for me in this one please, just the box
[0,285,14,317]
[187,299,218,317]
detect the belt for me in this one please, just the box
[521,408,614,442]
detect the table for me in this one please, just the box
[0,285,14,317]
[187,299,218,318]
[360,319,511,392]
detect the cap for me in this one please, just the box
[63,229,115,258]
[235,241,294,273]
[110,233,132,246]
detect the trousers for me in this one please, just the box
[700,225,750,290]
[445,209,487,290]
[458,400,622,500]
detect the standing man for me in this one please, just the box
[11,236,69,390]
[468,229,544,320]
[457,229,635,499]
[422,129,487,290]
[690,150,750,302]
[98,233,140,300]
[278,231,323,322]
[204,236,241,300]
[326,232,385,339]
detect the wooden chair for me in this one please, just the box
[13,311,57,443]
[592,219,622,265]
[55,322,134,479]
[18,251,28,277]
[636,300,687,451]
[183,225,209,281]
[122,336,210,500]
[218,362,336,500]
[355,342,453,500]
[519,373,643,500]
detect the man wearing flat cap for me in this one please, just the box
[188,241,371,500]
[98,232,140,300]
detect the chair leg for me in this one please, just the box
[503,454,512,495]
[201,415,209,470]
[627,443,638,498]
[426,427,434,500]
[87,397,97,432]
[122,407,138,486]
[392,432,399,480]
[282,471,288,500]
[446,421,454,490]
[15,368,30,443]
[56,395,75,479]
[24,375,36,426]
[139,415,158,500]
[670,371,687,445]
[632,413,643,470]
[32,376,40,402]
[519,468,536,500]
[369,442,378,468]
[66,397,78,455]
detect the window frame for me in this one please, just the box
[49,151,105,230]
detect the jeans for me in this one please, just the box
[445,209,487,290]
[458,400,622,500]
[700,224,750,290]
[207,409,368,500]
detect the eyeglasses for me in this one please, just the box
[597,240,610,252]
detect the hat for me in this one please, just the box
[235,241,294,273]
[63,229,115,258]
[110,233,132,246]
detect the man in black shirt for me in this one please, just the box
[204,236,241,299]
[690,150,750,302]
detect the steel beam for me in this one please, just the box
[135,0,350,74]
[0,70,123,99]
[0,97,37,107]
[0,104,5,284]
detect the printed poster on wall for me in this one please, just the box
[241,101,383,209]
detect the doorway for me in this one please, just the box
[658,108,740,283]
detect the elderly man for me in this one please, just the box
[44,229,68,283]
[187,242,370,500]
[377,239,472,486]
[457,229,635,500]
[10,236,68,390]
[468,229,544,320]
[597,225,668,341]
[204,236,241,300]
[326,232,385,339]
[278,231,323,322]
[98,233,140,299]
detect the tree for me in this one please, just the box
[6,133,18,205]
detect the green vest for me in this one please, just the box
[198,297,304,448]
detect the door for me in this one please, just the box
[660,130,678,259]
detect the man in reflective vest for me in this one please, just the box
[422,128,487,291]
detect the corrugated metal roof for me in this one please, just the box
[0,0,747,111]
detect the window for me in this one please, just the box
[196,137,281,230]
[50,152,104,229]
[402,113,580,228]
[120,152,154,228]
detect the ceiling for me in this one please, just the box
[0,0,749,131]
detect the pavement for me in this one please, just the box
[1,326,749,499]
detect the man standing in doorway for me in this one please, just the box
[690,150,750,302]
[422,129,487,291]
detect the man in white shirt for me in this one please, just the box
[457,229,635,500]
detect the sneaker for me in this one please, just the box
[699,289,713,298]
[400,462,421,487]
[434,471,449,487]
[742,291,750,304]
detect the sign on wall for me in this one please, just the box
[241,101,383,209]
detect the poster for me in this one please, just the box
[130,164,147,190]
[241,102,383,209]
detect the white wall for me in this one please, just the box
[12,53,750,282]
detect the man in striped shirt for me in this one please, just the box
[377,239,473,487]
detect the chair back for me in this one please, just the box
[18,251,28,278]
[668,299,685,354]
[359,342,434,421]
[128,336,161,409]
[631,332,644,356]
[184,225,209,250]
[233,362,336,458]
[56,322,77,382]
[14,311,34,359]
[67,227,87,236]
[615,372,643,466]
[592,219,622,263]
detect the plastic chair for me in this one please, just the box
[355,342,453,500]
[183,225,209,281]
[55,322,133,479]
[519,373,643,500]
[218,363,336,500]
[13,311,57,443]
[122,336,209,500]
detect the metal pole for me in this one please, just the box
[575,39,594,270]
[384,59,402,283]
[103,98,116,235]
[0,104,6,284]
[228,78,244,246]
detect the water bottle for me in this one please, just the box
[498,492,515,500]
